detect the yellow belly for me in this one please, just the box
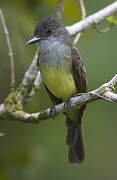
[41,65,77,100]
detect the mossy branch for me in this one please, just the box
[0,75,117,123]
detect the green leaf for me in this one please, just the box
[107,14,117,25]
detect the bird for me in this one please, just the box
[27,16,87,163]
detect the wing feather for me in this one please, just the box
[71,47,87,93]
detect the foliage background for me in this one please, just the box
[0,0,117,179]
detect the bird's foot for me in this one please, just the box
[64,97,72,110]
[49,105,57,120]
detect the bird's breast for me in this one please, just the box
[40,64,77,100]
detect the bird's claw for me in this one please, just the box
[49,105,57,119]
[64,97,72,110]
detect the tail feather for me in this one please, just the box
[68,125,85,163]
[66,119,78,146]
[66,108,85,164]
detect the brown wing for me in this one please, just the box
[71,47,87,93]
[66,47,87,163]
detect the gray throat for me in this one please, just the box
[38,37,71,67]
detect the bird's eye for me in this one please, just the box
[47,29,53,34]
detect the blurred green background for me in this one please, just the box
[0,0,117,179]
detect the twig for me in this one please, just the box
[1,74,117,123]
[55,0,64,20]
[73,0,86,45]
[33,71,42,89]
[91,74,117,102]
[18,51,42,104]
[0,104,6,116]
[22,52,38,87]
[66,1,117,36]
[0,9,15,89]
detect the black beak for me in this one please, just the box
[26,36,40,45]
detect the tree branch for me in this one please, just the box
[66,1,117,36]
[0,104,6,116]
[55,0,64,20]
[19,51,42,104]
[73,0,87,45]
[0,75,117,123]
[0,9,16,89]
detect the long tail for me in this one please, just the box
[66,106,85,163]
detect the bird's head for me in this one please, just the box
[27,16,70,45]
